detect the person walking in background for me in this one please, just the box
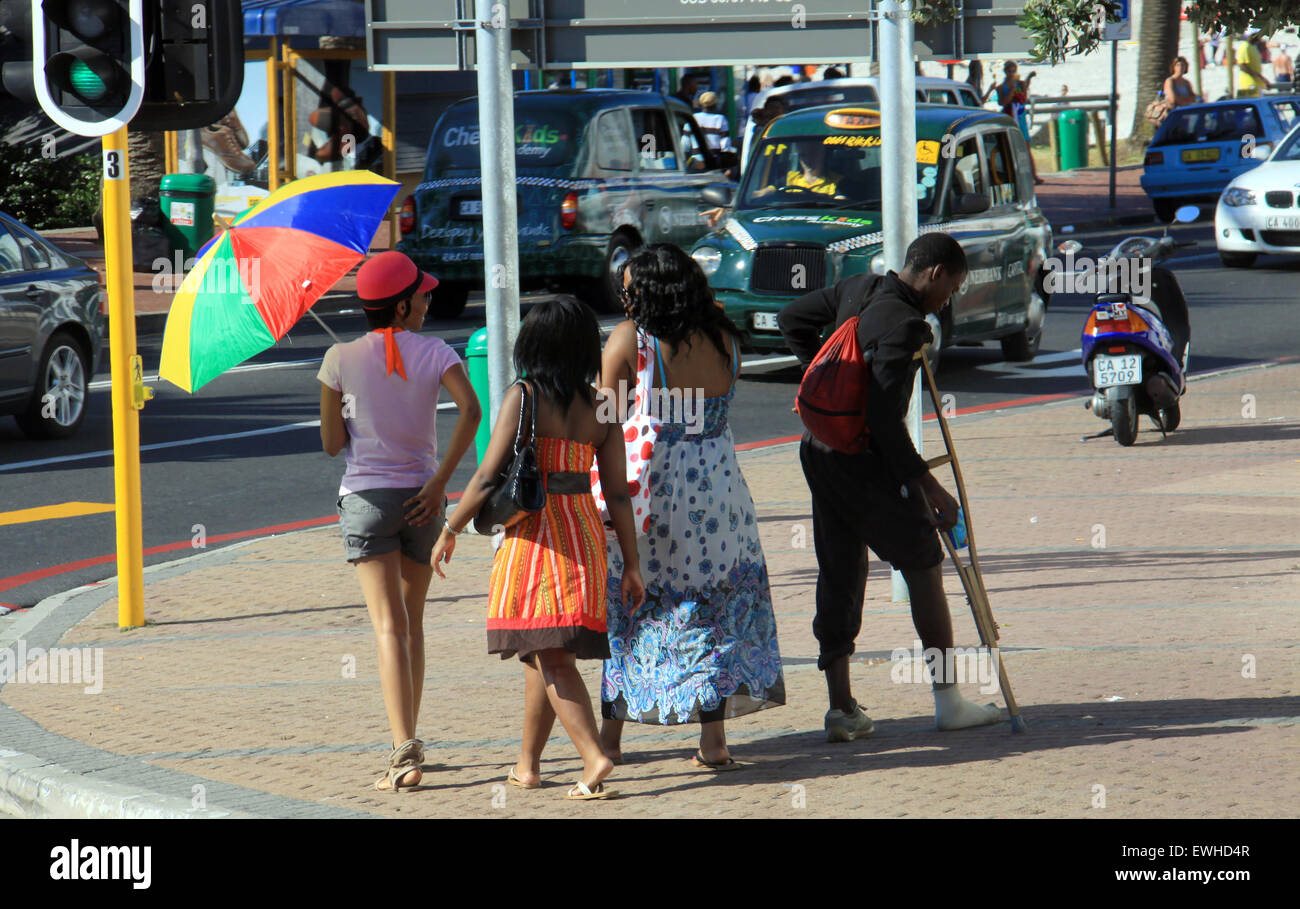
[597,244,785,769]
[1272,42,1293,85]
[987,61,1043,184]
[1237,28,1270,97]
[778,234,1003,742]
[738,75,762,125]
[318,251,481,792]
[674,73,699,107]
[430,298,645,801]
[1163,57,1204,108]
[694,91,733,154]
[965,59,984,101]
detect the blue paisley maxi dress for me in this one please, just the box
[601,333,785,724]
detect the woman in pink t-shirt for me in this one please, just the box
[317,251,481,792]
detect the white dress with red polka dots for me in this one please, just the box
[596,331,786,725]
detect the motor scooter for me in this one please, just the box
[1059,205,1197,446]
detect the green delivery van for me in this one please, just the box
[691,104,1053,369]
[397,89,736,318]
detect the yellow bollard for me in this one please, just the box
[101,127,150,629]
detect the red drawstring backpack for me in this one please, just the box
[795,315,872,453]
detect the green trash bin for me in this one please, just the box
[159,173,217,261]
[1058,110,1089,171]
[465,327,491,463]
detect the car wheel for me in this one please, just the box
[582,232,639,314]
[1153,199,1179,223]
[924,313,943,375]
[1218,251,1256,268]
[427,282,469,319]
[999,292,1046,362]
[15,331,89,440]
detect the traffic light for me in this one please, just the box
[33,0,146,136]
[134,0,243,131]
[0,1,36,105]
[0,1,242,136]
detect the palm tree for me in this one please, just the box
[1130,0,1184,147]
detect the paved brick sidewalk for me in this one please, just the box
[1035,164,1154,231]
[3,363,1297,818]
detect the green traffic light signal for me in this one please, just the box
[47,46,121,105]
[67,56,107,100]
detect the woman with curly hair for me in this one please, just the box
[596,243,785,771]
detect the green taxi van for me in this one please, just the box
[691,104,1052,367]
[397,89,735,317]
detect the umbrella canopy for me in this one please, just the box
[159,169,400,392]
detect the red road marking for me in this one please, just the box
[0,491,469,596]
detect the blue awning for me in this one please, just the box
[242,0,366,38]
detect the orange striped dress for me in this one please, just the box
[487,437,609,661]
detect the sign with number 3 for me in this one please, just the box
[103,149,124,180]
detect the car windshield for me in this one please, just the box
[428,107,578,175]
[737,135,940,213]
[1153,105,1263,146]
[1272,124,1300,160]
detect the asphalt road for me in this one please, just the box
[2,219,1295,608]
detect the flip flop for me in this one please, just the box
[691,750,741,772]
[566,781,618,800]
[508,768,542,790]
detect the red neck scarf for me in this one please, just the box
[371,327,406,379]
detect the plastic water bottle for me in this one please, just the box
[946,508,969,550]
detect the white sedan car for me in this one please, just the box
[1215,123,1300,268]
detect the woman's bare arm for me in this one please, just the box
[599,319,639,425]
[320,384,348,456]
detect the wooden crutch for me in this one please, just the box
[912,346,1027,732]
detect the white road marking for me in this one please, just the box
[0,420,324,473]
[975,348,1084,380]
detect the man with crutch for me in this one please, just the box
[779,233,1003,742]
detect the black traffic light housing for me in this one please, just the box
[0,1,36,104]
[0,0,243,136]
[135,0,243,130]
[34,0,145,135]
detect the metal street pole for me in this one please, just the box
[476,1,521,424]
[1109,36,1118,209]
[881,0,921,602]
[103,127,148,628]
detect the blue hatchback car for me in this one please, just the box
[1141,96,1300,221]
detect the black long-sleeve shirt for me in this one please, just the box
[778,271,932,483]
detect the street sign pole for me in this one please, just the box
[882,0,921,602]
[101,126,147,628]
[475,2,521,424]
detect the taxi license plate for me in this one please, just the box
[1265,215,1300,229]
[752,312,780,331]
[1094,354,1142,388]
[1180,147,1220,163]
[456,198,483,217]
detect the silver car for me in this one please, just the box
[0,211,104,439]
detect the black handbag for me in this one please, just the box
[474,380,546,534]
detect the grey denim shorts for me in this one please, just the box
[336,487,446,564]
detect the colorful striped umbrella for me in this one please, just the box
[159,170,400,392]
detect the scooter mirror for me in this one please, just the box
[1174,205,1200,223]
[1057,239,1084,255]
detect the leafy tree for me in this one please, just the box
[0,140,99,229]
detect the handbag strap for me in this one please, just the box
[510,379,534,454]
